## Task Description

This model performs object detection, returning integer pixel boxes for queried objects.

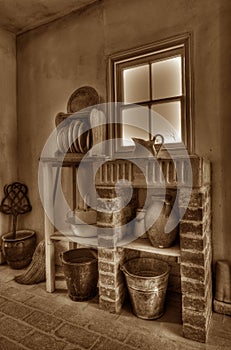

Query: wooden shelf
[39,153,108,166]
[39,154,83,166]
[120,237,180,257]
[51,231,98,247]
[51,232,180,257]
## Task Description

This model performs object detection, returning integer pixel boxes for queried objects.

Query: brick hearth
[95,155,212,343]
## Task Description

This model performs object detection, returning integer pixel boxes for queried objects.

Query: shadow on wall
[220,2,231,261]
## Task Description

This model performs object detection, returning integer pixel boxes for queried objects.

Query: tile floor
[0,264,230,350]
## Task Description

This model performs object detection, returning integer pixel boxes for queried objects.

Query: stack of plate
[56,120,92,154]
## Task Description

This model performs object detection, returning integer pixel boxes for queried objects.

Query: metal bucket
[61,248,98,301]
[121,257,170,319]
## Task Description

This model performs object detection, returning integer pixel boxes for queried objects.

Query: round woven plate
[67,86,99,113]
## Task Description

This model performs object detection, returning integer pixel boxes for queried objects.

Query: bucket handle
[120,264,125,272]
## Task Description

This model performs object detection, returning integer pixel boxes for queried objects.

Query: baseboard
[213,298,231,316]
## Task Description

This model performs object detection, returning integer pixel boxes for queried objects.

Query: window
[108,33,193,154]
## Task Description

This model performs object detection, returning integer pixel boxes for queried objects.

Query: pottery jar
[134,208,147,239]
[144,195,179,248]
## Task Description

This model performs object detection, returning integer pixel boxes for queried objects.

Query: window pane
[123,64,150,103]
[121,106,149,146]
[151,101,181,143]
[152,56,182,99]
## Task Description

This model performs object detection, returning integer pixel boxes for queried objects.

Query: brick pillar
[179,185,212,343]
[96,191,135,313]
[97,247,125,313]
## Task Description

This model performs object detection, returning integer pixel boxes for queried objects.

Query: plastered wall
[16,0,231,263]
[0,28,17,235]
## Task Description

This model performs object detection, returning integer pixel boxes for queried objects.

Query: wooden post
[43,162,56,292]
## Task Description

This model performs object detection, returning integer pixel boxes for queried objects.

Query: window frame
[107,33,194,156]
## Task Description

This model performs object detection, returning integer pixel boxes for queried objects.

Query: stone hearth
[95,155,212,343]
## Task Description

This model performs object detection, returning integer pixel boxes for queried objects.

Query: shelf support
[43,162,56,292]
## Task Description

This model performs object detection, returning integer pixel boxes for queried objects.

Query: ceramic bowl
[66,217,97,238]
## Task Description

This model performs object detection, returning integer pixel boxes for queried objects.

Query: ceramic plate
[85,130,92,151]
[68,121,76,153]
[67,86,100,113]
[78,121,88,153]
[61,125,70,153]
[56,127,64,152]
[72,120,81,153]
[57,127,67,153]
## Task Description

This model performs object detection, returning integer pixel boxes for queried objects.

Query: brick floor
[0,264,230,350]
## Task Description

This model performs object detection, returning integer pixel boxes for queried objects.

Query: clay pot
[2,230,36,269]
[145,195,178,248]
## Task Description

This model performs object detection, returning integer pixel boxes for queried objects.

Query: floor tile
[0,316,34,342]
[55,323,99,349]
[20,330,67,350]
[0,336,27,350]
[24,310,63,333]
[1,300,33,319]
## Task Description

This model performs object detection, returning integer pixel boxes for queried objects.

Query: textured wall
[16,0,231,262]
[0,28,17,235]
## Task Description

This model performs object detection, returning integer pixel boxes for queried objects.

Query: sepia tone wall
[0,28,17,235]
[16,0,231,263]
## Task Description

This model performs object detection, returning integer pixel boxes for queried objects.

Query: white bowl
[66,218,97,238]
[67,209,97,225]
